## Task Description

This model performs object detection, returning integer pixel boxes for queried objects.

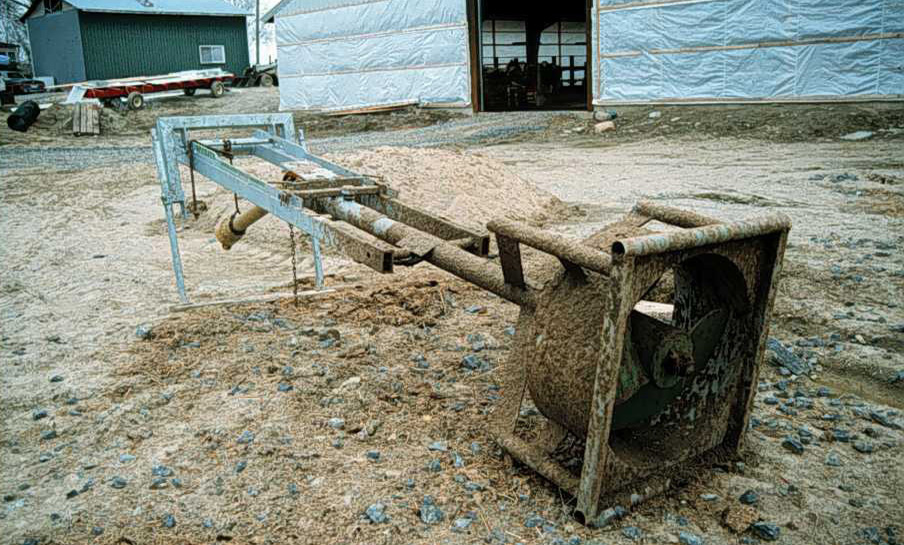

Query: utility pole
[255,0,260,65]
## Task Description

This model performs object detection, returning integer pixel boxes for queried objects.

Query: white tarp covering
[594,0,904,103]
[274,0,471,111]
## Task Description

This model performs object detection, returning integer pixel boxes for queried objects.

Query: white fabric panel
[596,0,902,102]
[275,0,465,45]
[273,0,470,110]
[879,39,904,93]
[279,27,467,76]
[279,65,469,111]
[659,50,724,98]
[601,8,664,52]
[795,41,879,96]
[723,47,796,98]
[599,53,662,100]
[884,0,904,32]
[724,0,795,43]
[654,2,726,50]
[796,0,882,39]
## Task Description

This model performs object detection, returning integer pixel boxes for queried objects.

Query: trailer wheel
[210,80,225,98]
[259,74,274,87]
[127,91,144,110]
[183,88,196,96]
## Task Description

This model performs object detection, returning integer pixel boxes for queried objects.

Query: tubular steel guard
[612,213,792,256]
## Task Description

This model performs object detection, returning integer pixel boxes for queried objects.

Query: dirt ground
[0,87,463,147]
[543,103,904,144]
[1,99,903,545]
[4,86,904,149]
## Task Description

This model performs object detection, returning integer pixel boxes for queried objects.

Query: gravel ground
[0,111,563,174]
[2,106,903,545]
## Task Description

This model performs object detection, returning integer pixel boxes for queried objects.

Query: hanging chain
[288,223,299,307]
[186,140,200,219]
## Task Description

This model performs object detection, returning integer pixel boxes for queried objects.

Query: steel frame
[153,113,373,303]
[486,203,790,524]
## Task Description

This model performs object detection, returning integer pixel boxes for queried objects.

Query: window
[199,45,226,65]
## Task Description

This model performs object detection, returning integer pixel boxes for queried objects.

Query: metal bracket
[153,114,330,303]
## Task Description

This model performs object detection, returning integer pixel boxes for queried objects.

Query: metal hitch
[152,115,790,523]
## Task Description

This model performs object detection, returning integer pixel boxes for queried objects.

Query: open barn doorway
[468,0,591,112]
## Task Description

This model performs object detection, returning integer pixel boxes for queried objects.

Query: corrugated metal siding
[27,10,87,84]
[79,12,249,80]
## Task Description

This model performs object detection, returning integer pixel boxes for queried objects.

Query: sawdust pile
[325,147,567,228]
[194,147,567,255]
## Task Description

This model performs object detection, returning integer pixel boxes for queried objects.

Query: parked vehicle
[65,69,233,110]
[0,70,46,95]
[232,62,278,88]
[0,77,14,106]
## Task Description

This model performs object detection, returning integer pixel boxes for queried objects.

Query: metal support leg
[163,199,189,303]
[575,257,635,524]
[312,236,324,290]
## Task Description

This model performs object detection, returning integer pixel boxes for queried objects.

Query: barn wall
[27,10,86,84]
[79,13,249,81]
[274,0,471,111]
[593,0,904,103]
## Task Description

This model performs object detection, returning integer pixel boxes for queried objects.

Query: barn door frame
[466,0,594,113]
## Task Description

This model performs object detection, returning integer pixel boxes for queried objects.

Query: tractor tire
[210,80,225,98]
[259,74,274,87]
[183,88,197,96]
[127,91,144,110]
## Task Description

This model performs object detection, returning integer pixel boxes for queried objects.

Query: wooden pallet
[72,103,100,136]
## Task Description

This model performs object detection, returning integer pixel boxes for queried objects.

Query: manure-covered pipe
[215,206,269,250]
[313,197,534,307]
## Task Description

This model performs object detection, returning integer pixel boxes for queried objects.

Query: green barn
[21,0,250,84]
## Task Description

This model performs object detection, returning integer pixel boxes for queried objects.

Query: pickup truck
[0,70,46,95]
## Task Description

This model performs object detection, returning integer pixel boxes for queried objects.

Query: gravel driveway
[0,111,563,174]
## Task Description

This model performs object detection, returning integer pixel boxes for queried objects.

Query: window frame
[198,45,226,65]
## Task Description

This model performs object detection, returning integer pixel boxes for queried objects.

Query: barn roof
[21,0,249,22]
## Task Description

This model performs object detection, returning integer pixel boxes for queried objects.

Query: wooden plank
[73,103,101,136]
[89,104,100,135]
[73,103,83,135]
[324,100,418,116]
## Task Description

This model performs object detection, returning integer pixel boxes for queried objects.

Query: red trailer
[62,69,234,110]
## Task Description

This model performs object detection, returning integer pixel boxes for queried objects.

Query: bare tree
[0,0,32,71]
[225,0,276,66]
